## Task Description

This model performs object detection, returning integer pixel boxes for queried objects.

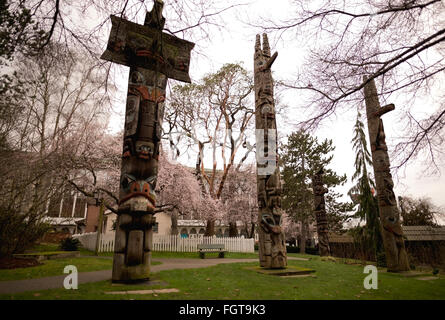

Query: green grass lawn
[0,257,113,281]
[0,257,162,282]
[1,243,164,281]
[1,253,444,300]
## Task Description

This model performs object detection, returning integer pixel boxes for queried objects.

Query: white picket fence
[73,232,97,251]
[152,234,255,253]
[73,232,255,253]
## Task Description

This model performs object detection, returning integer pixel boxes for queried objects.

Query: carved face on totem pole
[254,34,287,268]
[101,0,194,281]
[312,168,328,212]
[254,34,283,234]
[118,68,166,215]
[363,76,410,271]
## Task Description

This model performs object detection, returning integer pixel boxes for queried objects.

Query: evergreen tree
[348,110,384,261]
[280,130,352,252]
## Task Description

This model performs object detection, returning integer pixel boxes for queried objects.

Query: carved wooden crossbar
[101,14,194,83]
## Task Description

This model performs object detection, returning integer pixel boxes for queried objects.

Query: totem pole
[363,76,410,272]
[312,168,331,257]
[254,34,287,269]
[100,0,194,282]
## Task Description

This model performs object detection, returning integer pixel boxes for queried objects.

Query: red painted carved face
[119,174,156,209]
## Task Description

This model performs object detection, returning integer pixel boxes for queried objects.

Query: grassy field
[1,253,444,300]
[0,257,113,281]
[0,243,162,281]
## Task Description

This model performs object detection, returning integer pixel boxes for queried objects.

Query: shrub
[305,247,319,255]
[60,237,81,251]
[0,205,51,258]
[286,246,300,253]
[376,252,387,267]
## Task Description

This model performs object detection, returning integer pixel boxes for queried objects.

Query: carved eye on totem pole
[262,213,275,226]
[261,213,282,234]
[383,208,403,236]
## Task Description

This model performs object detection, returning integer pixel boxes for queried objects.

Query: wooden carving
[254,34,287,269]
[101,13,194,83]
[101,0,194,282]
[363,76,409,272]
[312,168,331,257]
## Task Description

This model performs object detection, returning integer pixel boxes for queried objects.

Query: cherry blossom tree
[220,164,257,238]
[155,149,224,232]
[166,63,255,235]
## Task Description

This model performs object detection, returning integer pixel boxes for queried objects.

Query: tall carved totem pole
[254,34,287,269]
[101,0,194,282]
[312,168,331,257]
[363,76,410,272]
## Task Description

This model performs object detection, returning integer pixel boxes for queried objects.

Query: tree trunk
[254,34,287,269]
[363,76,410,272]
[312,168,331,256]
[249,222,256,239]
[228,222,238,237]
[300,219,307,254]
[205,220,215,236]
[170,208,178,235]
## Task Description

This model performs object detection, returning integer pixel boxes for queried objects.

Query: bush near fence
[40,231,71,244]
[73,233,255,253]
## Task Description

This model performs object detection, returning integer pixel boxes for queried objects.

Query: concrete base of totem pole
[245,266,315,277]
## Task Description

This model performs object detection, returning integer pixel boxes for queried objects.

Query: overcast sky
[106,0,445,221]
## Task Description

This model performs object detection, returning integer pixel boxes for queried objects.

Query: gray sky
[106,0,445,222]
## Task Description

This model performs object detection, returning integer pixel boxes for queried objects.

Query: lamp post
[94,190,105,256]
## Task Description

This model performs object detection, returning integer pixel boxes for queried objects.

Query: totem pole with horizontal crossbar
[254,34,287,269]
[100,0,194,282]
[363,76,409,272]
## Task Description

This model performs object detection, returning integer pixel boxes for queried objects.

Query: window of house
[153,222,159,233]
[180,228,188,238]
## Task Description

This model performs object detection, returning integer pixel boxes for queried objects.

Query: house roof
[329,225,445,242]
[177,219,244,227]
[44,217,85,226]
